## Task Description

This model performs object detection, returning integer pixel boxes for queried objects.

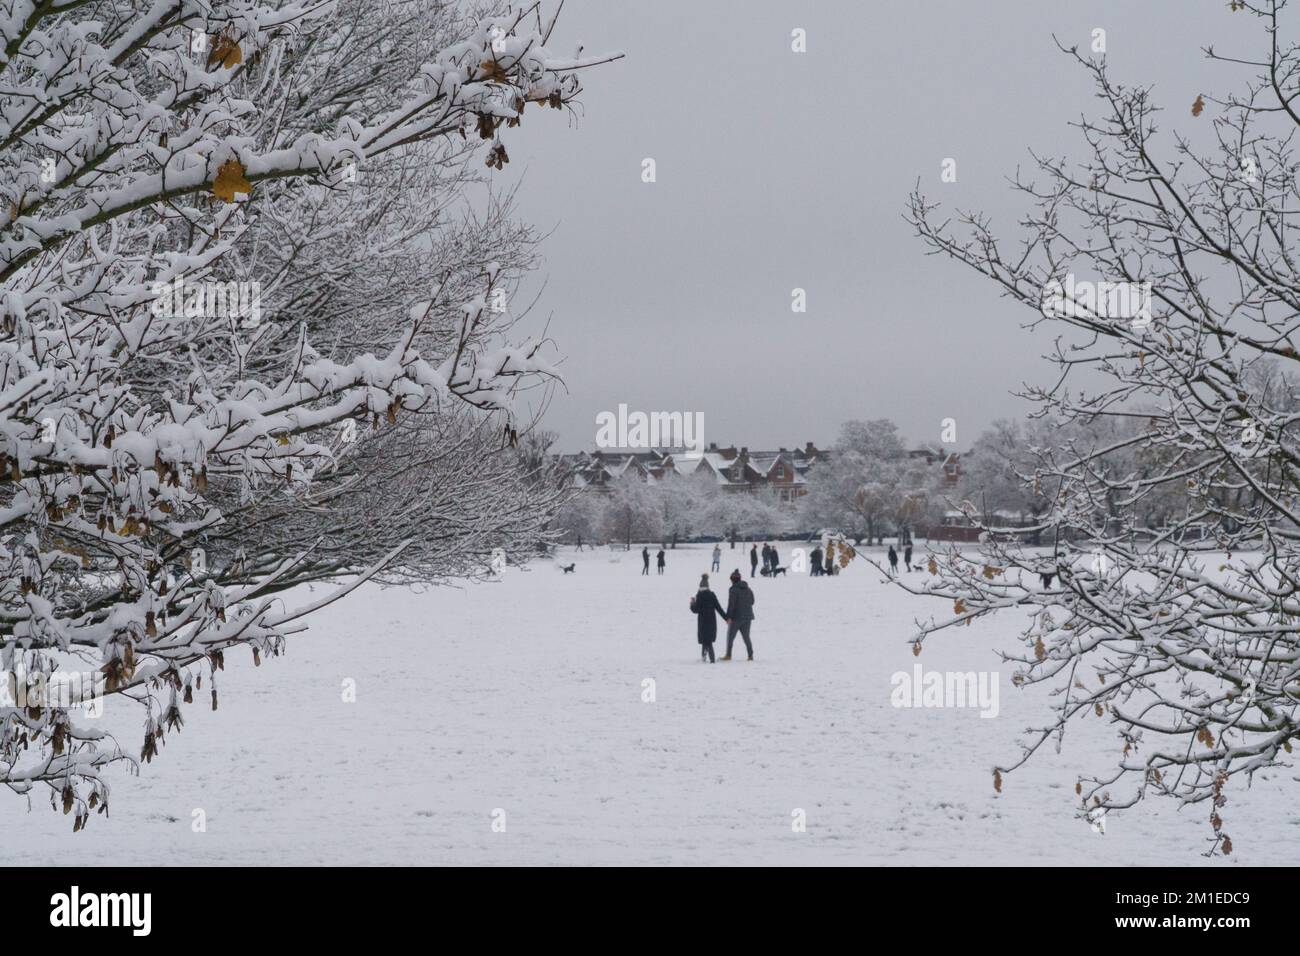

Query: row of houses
[555,442,829,503]
[555,442,963,506]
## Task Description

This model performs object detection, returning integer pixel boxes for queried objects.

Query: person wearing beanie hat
[721,569,756,661]
[689,572,727,662]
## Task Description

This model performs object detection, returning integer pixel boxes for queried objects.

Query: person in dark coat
[904,543,913,572]
[722,569,756,661]
[887,545,899,576]
[690,573,727,662]
[809,545,823,576]
[769,544,780,570]
[656,548,665,575]
[642,547,650,575]
[749,544,759,578]
[824,549,835,576]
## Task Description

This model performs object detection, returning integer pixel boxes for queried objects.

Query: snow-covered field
[4,543,1298,866]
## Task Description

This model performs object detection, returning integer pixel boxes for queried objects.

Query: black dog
[561,563,576,574]
[760,566,787,578]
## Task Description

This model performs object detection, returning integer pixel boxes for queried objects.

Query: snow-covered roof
[670,455,705,476]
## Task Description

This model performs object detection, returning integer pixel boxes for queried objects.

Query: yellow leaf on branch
[479,58,511,83]
[213,159,252,203]
[208,35,243,70]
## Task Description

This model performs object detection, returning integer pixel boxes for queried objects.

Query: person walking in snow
[769,543,780,571]
[690,573,727,663]
[904,542,913,572]
[761,543,772,572]
[887,545,899,576]
[722,569,756,661]
[656,548,666,575]
[642,547,650,575]
[749,544,759,578]
[810,544,823,577]
[711,544,722,572]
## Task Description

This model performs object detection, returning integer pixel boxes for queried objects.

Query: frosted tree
[907,0,1300,852]
[957,421,1037,522]
[705,483,792,544]
[0,0,619,824]
[799,419,933,544]
[554,490,600,546]
[654,474,707,547]
[599,474,663,549]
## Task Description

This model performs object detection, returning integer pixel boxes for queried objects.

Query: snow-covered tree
[644,470,696,546]
[0,0,618,824]
[799,419,936,543]
[598,474,663,549]
[907,1,1300,852]
[705,483,791,544]
[553,489,600,546]
[957,421,1035,520]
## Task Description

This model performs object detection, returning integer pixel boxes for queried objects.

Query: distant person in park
[642,547,650,575]
[690,573,727,663]
[824,549,835,576]
[810,545,823,576]
[903,542,913,572]
[770,543,780,570]
[887,545,899,576]
[761,543,772,572]
[656,548,666,575]
[711,543,722,572]
[750,544,759,578]
[722,570,756,661]
[576,535,584,552]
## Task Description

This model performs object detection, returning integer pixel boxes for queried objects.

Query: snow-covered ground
[4,543,1298,866]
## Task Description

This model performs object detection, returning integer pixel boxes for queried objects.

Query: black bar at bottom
[5,865,1274,942]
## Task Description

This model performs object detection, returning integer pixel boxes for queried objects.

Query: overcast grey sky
[497,0,1260,452]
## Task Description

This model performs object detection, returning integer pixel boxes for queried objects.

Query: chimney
[805,441,815,455]
[708,441,717,451]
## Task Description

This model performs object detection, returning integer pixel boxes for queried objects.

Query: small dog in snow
[560,563,576,574]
